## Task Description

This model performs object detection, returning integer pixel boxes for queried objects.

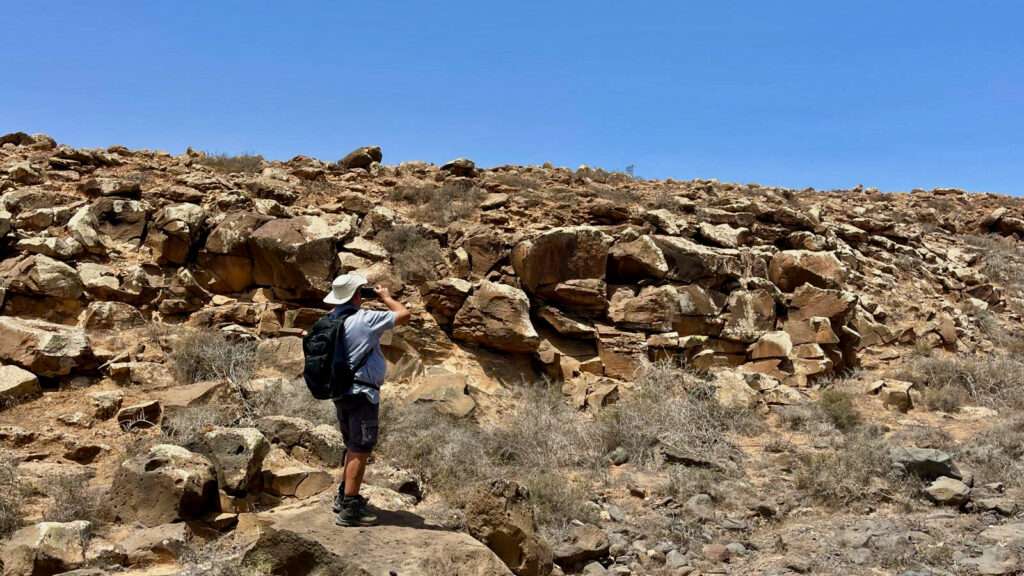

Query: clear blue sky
[2,1,1021,194]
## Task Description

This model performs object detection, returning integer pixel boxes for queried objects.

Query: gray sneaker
[335,495,378,527]
[333,491,367,514]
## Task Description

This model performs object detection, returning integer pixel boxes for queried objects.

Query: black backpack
[302,310,369,400]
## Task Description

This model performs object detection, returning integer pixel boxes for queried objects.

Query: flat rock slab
[241,497,512,575]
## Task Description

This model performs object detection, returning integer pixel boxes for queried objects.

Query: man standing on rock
[321,273,410,527]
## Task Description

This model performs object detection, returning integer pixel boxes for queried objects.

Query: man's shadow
[368,507,452,532]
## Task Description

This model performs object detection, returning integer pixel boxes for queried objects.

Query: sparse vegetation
[0,455,23,539]
[379,385,603,536]
[598,362,760,470]
[794,429,908,506]
[376,225,445,283]
[897,353,1024,409]
[920,384,967,413]
[161,404,236,449]
[958,417,1024,488]
[197,153,265,174]
[390,181,487,226]
[816,389,862,432]
[170,328,258,386]
[42,473,104,525]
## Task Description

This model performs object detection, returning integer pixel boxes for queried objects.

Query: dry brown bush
[597,362,760,470]
[898,354,1024,409]
[958,417,1024,488]
[380,385,601,535]
[816,389,862,432]
[0,455,23,539]
[197,153,265,174]
[966,234,1024,292]
[921,384,968,413]
[251,379,335,426]
[161,404,236,449]
[170,329,257,386]
[390,181,486,226]
[42,473,104,525]
[492,172,541,191]
[376,225,445,284]
[794,429,909,507]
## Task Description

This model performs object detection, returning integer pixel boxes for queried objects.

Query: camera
[358,286,377,299]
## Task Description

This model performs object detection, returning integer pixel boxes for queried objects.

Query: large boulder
[1,521,91,576]
[719,289,777,343]
[146,203,206,265]
[608,285,680,332]
[0,365,42,407]
[240,495,513,575]
[511,227,612,292]
[465,480,554,576]
[423,278,473,327]
[68,198,150,254]
[256,415,346,467]
[890,447,962,481]
[337,145,382,170]
[255,336,305,379]
[249,216,349,298]
[79,301,145,330]
[0,254,83,300]
[596,325,647,380]
[408,369,477,418]
[787,285,857,322]
[552,524,610,571]
[652,236,760,287]
[768,250,846,292]
[452,281,540,352]
[201,427,271,494]
[0,317,95,378]
[607,236,668,281]
[198,212,273,293]
[109,444,218,527]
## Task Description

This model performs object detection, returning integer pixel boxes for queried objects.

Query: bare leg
[343,451,370,497]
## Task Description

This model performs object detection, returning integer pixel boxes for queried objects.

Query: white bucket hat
[323,274,368,305]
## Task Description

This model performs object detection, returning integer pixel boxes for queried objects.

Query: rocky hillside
[0,131,1022,576]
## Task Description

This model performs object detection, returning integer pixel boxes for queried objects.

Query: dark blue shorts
[333,393,379,453]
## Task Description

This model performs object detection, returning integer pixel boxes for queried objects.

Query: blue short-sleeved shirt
[329,304,396,404]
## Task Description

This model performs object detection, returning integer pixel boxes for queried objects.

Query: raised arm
[375,285,411,326]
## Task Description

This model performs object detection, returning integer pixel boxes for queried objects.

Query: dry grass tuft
[42,473,104,525]
[958,417,1024,488]
[197,153,265,174]
[816,389,862,432]
[380,385,601,535]
[794,429,909,507]
[170,329,257,386]
[390,181,487,226]
[598,362,760,470]
[376,225,445,284]
[161,404,236,449]
[0,455,23,539]
[897,354,1024,409]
